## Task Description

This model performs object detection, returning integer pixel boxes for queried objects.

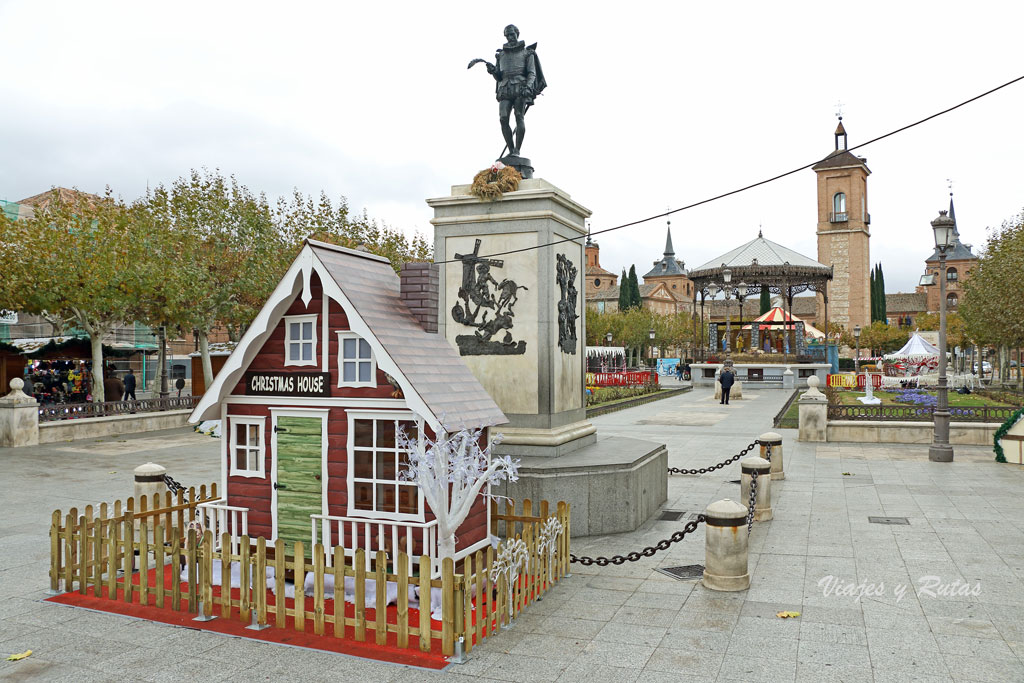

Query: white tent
[883,332,939,377]
[887,332,939,358]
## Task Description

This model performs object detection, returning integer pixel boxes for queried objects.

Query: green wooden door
[275,416,323,552]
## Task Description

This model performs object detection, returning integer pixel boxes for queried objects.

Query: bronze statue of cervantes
[468,24,547,176]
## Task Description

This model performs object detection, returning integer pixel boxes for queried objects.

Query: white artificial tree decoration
[398,426,519,562]
[490,538,530,623]
[536,516,564,584]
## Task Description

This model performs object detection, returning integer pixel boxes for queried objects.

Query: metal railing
[742,374,784,383]
[38,395,200,422]
[196,500,250,554]
[827,404,1016,423]
[311,514,441,577]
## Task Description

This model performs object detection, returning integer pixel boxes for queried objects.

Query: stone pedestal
[429,179,667,534]
[702,499,750,591]
[495,437,667,536]
[798,376,828,442]
[758,431,784,480]
[714,381,743,401]
[0,379,39,448]
[783,367,795,390]
[429,178,595,456]
[741,457,772,521]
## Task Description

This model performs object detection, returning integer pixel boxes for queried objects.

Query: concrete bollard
[758,431,784,480]
[798,375,828,442]
[702,499,750,591]
[740,457,772,521]
[134,462,167,504]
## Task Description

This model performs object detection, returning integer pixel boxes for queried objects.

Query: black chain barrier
[667,441,757,475]
[570,515,705,566]
[746,470,759,534]
[163,474,186,495]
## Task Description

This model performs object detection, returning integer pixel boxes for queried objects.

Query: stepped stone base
[496,436,668,536]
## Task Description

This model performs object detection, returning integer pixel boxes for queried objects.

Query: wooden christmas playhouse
[188,240,507,577]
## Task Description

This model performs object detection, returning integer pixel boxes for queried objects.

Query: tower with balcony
[813,118,872,330]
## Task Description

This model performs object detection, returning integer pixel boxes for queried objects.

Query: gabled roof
[811,149,870,171]
[886,292,927,313]
[17,187,105,213]
[643,224,687,278]
[189,240,507,432]
[585,264,617,278]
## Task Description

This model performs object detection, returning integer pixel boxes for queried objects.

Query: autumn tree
[858,321,909,356]
[135,171,287,389]
[275,190,431,273]
[0,188,143,401]
[960,210,1024,360]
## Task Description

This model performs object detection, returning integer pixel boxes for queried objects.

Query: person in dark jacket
[719,366,735,405]
[103,373,125,403]
[123,369,137,401]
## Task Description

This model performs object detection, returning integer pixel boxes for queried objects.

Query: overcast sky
[2,1,1022,294]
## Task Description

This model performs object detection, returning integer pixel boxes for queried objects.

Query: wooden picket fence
[49,490,570,658]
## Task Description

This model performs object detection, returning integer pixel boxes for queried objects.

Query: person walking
[123,368,137,401]
[719,365,735,405]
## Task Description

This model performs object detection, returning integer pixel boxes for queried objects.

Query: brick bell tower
[813,117,871,330]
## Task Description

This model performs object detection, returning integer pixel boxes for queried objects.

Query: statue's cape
[527,42,547,97]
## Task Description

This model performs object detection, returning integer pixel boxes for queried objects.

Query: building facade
[918,196,977,313]
[642,223,694,301]
[584,236,618,297]
[813,119,871,330]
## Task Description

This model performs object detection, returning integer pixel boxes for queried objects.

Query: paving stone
[718,653,797,682]
[4,392,1022,682]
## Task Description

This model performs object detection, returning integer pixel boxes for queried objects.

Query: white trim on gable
[188,244,443,435]
[310,251,441,434]
[189,248,312,424]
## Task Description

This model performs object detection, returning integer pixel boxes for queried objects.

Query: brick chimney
[399,262,439,333]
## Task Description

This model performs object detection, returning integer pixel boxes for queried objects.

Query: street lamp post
[853,325,861,375]
[648,328,656,383]
[736,282,748,351]
[159,325,170,399]
[929,210,956,462]
[722,267,733,353]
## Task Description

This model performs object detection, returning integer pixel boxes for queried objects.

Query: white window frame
[345,409,425,522]
[284,314,318,367]
[833,192,846,214]
[337,331,377,387]
[228,416,266,478]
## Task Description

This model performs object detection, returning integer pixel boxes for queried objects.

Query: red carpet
[46,563,455,670]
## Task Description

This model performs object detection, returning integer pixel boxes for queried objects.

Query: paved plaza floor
[2,386,1023,681]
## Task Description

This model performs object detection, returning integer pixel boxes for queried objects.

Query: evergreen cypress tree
[870,266,878,322]
[618,269,629,311]
[759,286,771,315]
[877,263,887,323]
[627,265,641,309]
